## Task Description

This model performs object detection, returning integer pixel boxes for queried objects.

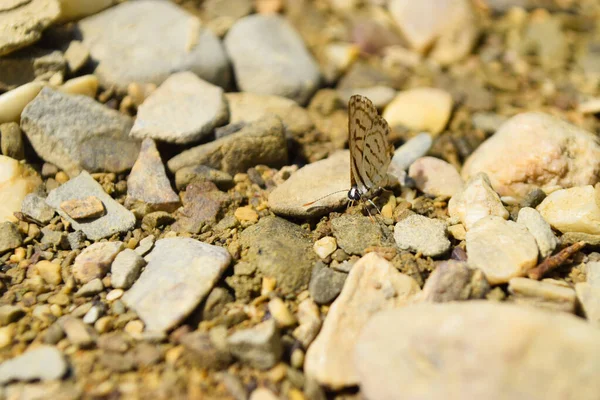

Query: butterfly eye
[348,187,361,201]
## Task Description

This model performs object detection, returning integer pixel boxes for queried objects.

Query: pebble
[389,133,432,177]
[448,173,508,230]
[82,305,103,324]
[224,14,321,104]
[508,277,576,313]
[35,260,62,286]
[420,261,489,302]
[466,216,539,285]
[234,206,258,223]
[462,112,600,199]
[171,181,228,234]
[0,345,67,384]
[0,325,13,348]
[167,115,287,175]
[134,235,155,256]
[227,319,283,370]
[292,298,321,348]
[111,249,146,289]
[0,305,24,326]
[382,88,452,136]
[57,0,112,22]
[67,230,86,250]
[130,72,228,144]
[179,329,232,370]
[46,171,136,240]
[331,214,393,255]
[408,156,463,198]
[355,302,600,400]
[60,316,97,347]
[202,287,233,320]
[0,122,24,159]
[537,186,600,235]
[21,193,54,223]
[517,207,558,258]
[308,262,347,305]
[75,278,104,297]
[313,236,337,259]
[63,40,90,72]
[304,253,420,389]
[250,388,279,400]
[0,81,45,124]
[269,150,349,218]
[78,0,231,91]
[394,214,450,257]
[174,164,234,191]
[21,87,139,176]
[122,237,231,332]
[59,75,99,98]
[472,112,508,133]
[106,289,123,301]
[268,298,297,328]
[0,155,42,222]
[72,241,124,284]
[0,221,22,253]
[60,196,105,219]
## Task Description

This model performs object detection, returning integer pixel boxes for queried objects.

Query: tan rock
[234,206,258,223]
[59,75,98,98]
[537,186,600,235]
[60,196,105,219]
[57,0,113,22]
[73,241,123,283]
[35,260,62,286]
[408,156,463,198]
[508,277,576,313]
[0,155,42,222]
[0,82,45,124]
[313,236,337,259]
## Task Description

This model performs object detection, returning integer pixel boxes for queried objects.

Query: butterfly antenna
[303,189,348,207]
[366,199,392,240]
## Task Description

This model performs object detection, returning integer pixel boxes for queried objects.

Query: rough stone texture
[408,156,463,198]
[227,319,283,370]
[172,181,229,234]
[122,238,231,332]
[78,0,231,91]
[130,72,229,144]
[420,260,490,302]
[517,207,558,258]
[355,302,600,400]
[462,112,600,199]
[0,222,21,253]
[292,298,321,349]
[537,186,600,235]
[167,115,287,174]
[0,122,24,159]
[331,214,393,255]
[60,196,105,220]
[126,138,180,214]
[46,171,136,240]
[0,345,67,384]
[239,216,316,296]
[448,173,508,231]
[394,214,450,257]
[174,164,234,191]
[21,87,139,177]
[224,14,321,104]
[304,253,420,389]
[180,329,232,370]
[72,241,123,283]
[0,155,42,222]
[466,216,539,285]
[309,262,347,305]
[508,277,576,313]
[21,193,54,223]
[111,249,146,290]
[269,151,349,218]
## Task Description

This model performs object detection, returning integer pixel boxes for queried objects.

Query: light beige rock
[304,252,420,389]
[57,0,113,22]
[517,207,558,258]
[313,236,337,259]
[508,277,576,313]
[292,298,321,348]
[268,297,296,328]
[73,241,123,283]
[536,186,600,235]
[466,216,538,285]
[0,82,45,124]
[59,75,98,98]
[462,112,600,199]
[448,173,508,231]
[382,88,452,136]
[0,155,42,222]
[355,302,600,400]
[408,156,463,198]
[35,260,62,286]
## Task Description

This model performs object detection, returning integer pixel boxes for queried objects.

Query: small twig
[527,241,585,280]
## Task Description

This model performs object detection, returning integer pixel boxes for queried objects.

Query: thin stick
[527,241,585,280]
[303,189,348,207]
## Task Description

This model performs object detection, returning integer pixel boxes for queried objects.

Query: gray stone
[239,216,317,295]
[167,115,287,174]
[180,329,232,370]
[394,214,450,257]
[0,345,67,384]
[122,237,231,332]
[175,164,234,191]
[75,278,104,297]
[46,171,136,241]
[202,287,234,321]
[420,261,490,302]
[308,263,347,305]
[517,207,558,258]
[134,235,155,256]
[67,231,86,250]
[331,214,393,255]
[21,87,139,177]
[111,248,146,290]
[227,319,283,370]
[21,193,54,224]
[388,133,433,181]
[0,221,21,253]
[224,14,321,104]
[40,226,67,249]
[78,0,231,91]
[0,122,24,159]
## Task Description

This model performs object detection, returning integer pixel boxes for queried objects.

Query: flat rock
[304,253,420,389]
[46,171,136,240]
[466,216,538,285]
[227,319,283,370]
[0,221,22,253]
[21,87,139,177]
[537,186,600,235]
[168,115,287,174]
[388,133,432,178]
[239,216,316,295]
[331,214,393,255]
[171,181,229,234]
[78,0,231,91]
[72,241,123,283]
[130,72,229,144]
[408,156,463,198]
[308,262,347,305]
[462,112,600,199]
[269,151,349,218]
[0,81,45,124]
[420,260,489,302]
[21,193,54,224]
[60,196,104,219]
[122,237,231,332]
[508,277,576,313]
[0,155,42,222]
[1,122,24,159]
[0,345,67,384]
[110,249,146,290]
[394,214,450,257]
[517,207,558,258]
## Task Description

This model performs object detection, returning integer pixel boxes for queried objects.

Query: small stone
[517,207,558,258]
[106,289,123,301]
[0,81,45,124]
[142,211,176,231]
[268,297,297,328]
[43,322,65,344]
[21,193,55,223]
[134,235,155,256]
[408,157,463,198]
[0,345,67,384]
[0,325,13,348]
[59,75,99,98]
[388,133,433,178]
[60,196,105,219]
[111,249,145,290]
[331,214,392,255]
[83,305,103,324]
[0,155,42,222]
[234,206,258,223]
[509,277,576,313]
[40,226,68,249]
[0,221,21,253]
[313,236,337,259]
[466,216,539,285]
[250,388,279,400]
[72,241,123,283]
[449,173,508,230]
[0,305,24,326]
[382,88,452,135]
[537,186,600,235]
[35,260,62,286]
[472,112,508,133]
[202,287,233,321]
[67,230,86,250]
[292,298,321,348]
[448,224,466,241]
[308,263,347,305]
[420,261,489,302]
[180,329,232,370]
[174,165,234,191]
[124,320,144,336]
[64,40,89,72]
[227,319,283,370]
[48,293,69,306]
[75,278,104,297]
[171,181,227,234]
[0,122,24,159]
[394,214,450,257]
[61,316,97,347]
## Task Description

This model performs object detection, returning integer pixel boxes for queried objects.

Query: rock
[40,226,67,248]
[394,214,450,257]
[576,282,600,326]
[0,221,21,253]
[537,186,600,235]
[21,193,54,223]
[305,253,420,389]
[60,196,105,219]
[269,151,349,218]
[250,388,279,400]
[0,122,24,159]
[382,88,452,135]
[126,138,180,214]
[224,14,320,104]
[388,133,432,177]
[60,316,97,347]
[466,216,538,285]
[78,0,231,91]
[180,329,232,370]
[111,249,145,290]
[227,319,283,370]
[142,211,176,231]
[508,277,576,313]
[64,40,90,73]
[472,112,508,133]
[59,75,98,98]
[75,278,104,297]
[46,171,136,240]
[520,188,547,209]
[0,155,42,222]
[72,241,123,283]
[517,207,558,258]
[448,173,508,231]
[268,297,297,328]
[292,298,321,348]
[35,260,62,286]
[239,216,316,295]
[21,87,139,176]
[171,181,229,234]
[174,165,234,191]
[122,237,231,332]
[131,72,228,144]
[388,0,479,65]
[462,112,600,199]
[134,235,154,256]
[57,0,112,22]
[167,115,287,174]
[202,287,233,321]
[234,206,258,223]
[0,82,45,124]
[0,0,60,56]
[355,302,600,400]
[331,214,393,255]
[313,236,337,259]
[0,305,24,326]
[420,260,489,302]
[0,345,67,384]
[337,86,397,109]
[308,262,347,305]
[408,156,463,198]
[67,230,86,250]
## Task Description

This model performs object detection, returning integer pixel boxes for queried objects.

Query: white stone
[517,207,558,258]
[59,75,98,98]
[313,236,337,259]
[0,82,45,124]
[408,156,463,198]
[536,186,600,234]
[394,214,450,257]
[111,249,145,289]
[0,155,42,222]
[0,345,67,384]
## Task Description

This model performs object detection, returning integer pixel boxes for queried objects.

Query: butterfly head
[348,185,361,201]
